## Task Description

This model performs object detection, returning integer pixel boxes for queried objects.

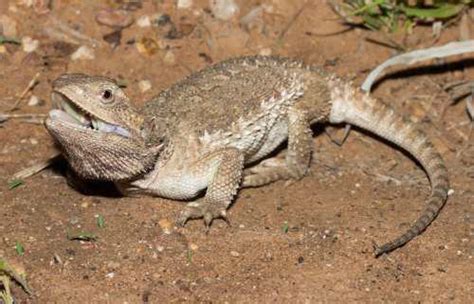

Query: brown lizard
[45,56,449,256]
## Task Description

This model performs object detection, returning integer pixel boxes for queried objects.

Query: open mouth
[49,92,130,138]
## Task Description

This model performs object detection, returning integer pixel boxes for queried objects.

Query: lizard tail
[327,78,449,257]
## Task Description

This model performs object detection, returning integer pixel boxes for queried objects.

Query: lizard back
[142,56,307,142]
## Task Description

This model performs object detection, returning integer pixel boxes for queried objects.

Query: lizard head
[45,74,161,181]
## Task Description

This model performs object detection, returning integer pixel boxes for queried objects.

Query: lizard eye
[101,89,114,103]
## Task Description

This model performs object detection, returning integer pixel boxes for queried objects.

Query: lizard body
[45,56,449,256]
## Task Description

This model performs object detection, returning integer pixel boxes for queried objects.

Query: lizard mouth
[49,92,130,137]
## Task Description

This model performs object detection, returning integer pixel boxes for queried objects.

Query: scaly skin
[45,56,449,256]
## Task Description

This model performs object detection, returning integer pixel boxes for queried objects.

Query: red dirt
[0,0,472,303]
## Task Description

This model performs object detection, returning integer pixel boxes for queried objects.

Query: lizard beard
[46,118,160,181]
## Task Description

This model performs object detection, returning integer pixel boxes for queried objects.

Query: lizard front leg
[177,148,244,228]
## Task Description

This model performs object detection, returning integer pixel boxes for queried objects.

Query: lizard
[44,56,449,256]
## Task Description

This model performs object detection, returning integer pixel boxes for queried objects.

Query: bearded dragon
[45,56,449,256]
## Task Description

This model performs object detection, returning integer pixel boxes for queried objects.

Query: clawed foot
[176,200,230,230]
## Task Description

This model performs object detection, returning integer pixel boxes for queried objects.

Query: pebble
[259,48,272,56]
[158,218,172,234]
[105,272,115,279]
[27,95,42,106]
[136,37,159,56]
[177,0,193,9]
[189,243,199,251]
[29,138,38,145]
[137,15,151,28]
[138,80,152,93]
[230,250,240,257]
[22,36,39,53]
[162,50,176,65]
[0,45,6,54]
[210,0,239,21]
[71,45,95,60]
[96,9,134,29]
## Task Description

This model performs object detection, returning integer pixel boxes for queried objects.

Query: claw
[176,201,231,231]
[222,215,231,227]
[204,212,214,228]
[176,215,188,227]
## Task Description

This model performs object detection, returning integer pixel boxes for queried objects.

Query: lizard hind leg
[177,148,244,228]
[242,157,292,187]
[242,106,314,187]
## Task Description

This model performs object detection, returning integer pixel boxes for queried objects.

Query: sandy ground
[0,0,473,303]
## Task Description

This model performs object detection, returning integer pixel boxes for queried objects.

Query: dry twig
[8,73,41,112]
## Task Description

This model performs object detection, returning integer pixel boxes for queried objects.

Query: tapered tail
[328,78,449,257]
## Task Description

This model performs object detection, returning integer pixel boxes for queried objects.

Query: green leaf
[400,4,464,20]
[96,215,105,228]
[15,242,25,256]
[0,35,21,45]
[282,221,289,234]
[8,179,23,190]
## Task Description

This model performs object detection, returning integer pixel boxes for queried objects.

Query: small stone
[29,138,38,145]
[0,45,6,54]
[71,45,95,60]
[210,0,239,21]
[189,243,198,251]
[138,80,152,93]
[22,36,39,53]
[27,95,42,106]
[103,30,122,48]
[258,48,271,56]
[136,37,159,56]
[137,15,151,28]
[96,9,134,29]
[158,218,173,234]
[177,0,193,9]
[230,250,240,257]
[162,50,176,65]
[105,272,115,279]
